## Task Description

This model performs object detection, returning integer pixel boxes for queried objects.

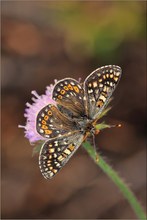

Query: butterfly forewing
[84,65,122,119]
[39,132,84,179]
[36,104,78,139]
[52,78,86,119]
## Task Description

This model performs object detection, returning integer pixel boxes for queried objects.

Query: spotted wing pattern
[52,78,86,119]
[39,132,84,179]
[36,104,78,139]
[37,65,122,180]
[84,65,122,119]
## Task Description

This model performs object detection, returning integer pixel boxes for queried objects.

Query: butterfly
[36,65,122,179]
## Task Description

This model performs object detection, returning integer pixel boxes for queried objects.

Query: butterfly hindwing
[52,78,86,119]
[84,65,122,119]
[36,104,78,139]
[39,132,84,179]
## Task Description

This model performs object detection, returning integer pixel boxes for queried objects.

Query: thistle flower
[19,80,57,144]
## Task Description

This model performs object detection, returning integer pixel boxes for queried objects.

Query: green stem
[83,141,146,220]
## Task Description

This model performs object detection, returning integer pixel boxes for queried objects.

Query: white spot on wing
[99,95,106,102]
[88,89,93,94]
[50,172,54,177]
[54,141,58,145]
[115,72,120,76]
[93,82,97,88]
[45,135,49,138]
[40,129,44,133]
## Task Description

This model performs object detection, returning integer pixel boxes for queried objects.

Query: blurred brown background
[1,1,146,219]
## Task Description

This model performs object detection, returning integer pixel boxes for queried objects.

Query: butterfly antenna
[92,134,99,162]
[109,123,122,128]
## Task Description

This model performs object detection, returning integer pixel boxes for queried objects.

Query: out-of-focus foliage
[47,2,145,60]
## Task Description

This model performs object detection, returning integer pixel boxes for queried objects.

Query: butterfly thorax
[76,117,95,135]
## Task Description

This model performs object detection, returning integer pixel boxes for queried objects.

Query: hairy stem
[83,141,146,219]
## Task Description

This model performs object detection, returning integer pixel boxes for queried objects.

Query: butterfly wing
[36,104,78,139]
[52,78,87,119]
[39,132,84,179]
[84,65,122,119]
